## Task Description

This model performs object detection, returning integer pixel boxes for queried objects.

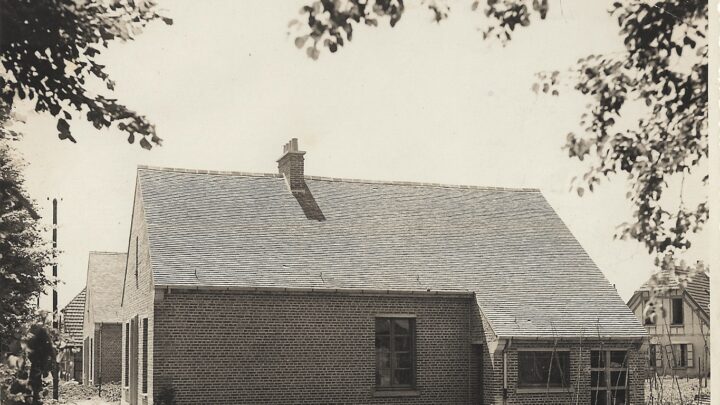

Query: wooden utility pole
[52,198,59,400]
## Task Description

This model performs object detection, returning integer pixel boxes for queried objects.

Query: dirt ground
[645,376,710,404]
[43,381,120,405]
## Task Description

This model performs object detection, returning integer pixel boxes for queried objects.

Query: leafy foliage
[1,311,59,405]
[534,0,708,276]
[294,0,709,281]
[0,141,54,348]
[289,0,548,59]
[0,0,172,148]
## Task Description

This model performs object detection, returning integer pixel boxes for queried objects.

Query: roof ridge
[304,175,540,192]
[137,165,540,192]
[137,165,281,178]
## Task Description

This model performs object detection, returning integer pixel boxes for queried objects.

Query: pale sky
[12,0,708,308]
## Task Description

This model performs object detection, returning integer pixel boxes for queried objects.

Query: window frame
[516,348,572,389]
[374,315,417,391]
[670,297,684,325]
[648,344,657,369]
[670,343,692,369]
[590,350,629,405]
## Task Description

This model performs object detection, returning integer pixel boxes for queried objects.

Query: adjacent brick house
[83,251,126,385]
[59,288,85,381]
[627,271,710,378]
[120,139,648,405]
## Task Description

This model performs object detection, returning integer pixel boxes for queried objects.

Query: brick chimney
[277,138,306,192]
[276,138,325,221]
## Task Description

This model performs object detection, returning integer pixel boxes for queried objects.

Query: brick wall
[148,287,645,405]
[120,182,156,405]
[278,150,305,191]
[481,339,646,405]
[99,323,123,383]
[154,290,478,405]
[93,329,100,383]
[83,337,90,385]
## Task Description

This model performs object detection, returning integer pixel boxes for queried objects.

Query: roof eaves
[503,335,648,342]
[472,297,500,341]
[156,284,474,297]
[682,290,710,325]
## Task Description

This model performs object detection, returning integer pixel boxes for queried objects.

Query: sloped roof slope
[60,288,86,346]
[636,271,710,316]
[137,166,647,339]
[86,251,126,322]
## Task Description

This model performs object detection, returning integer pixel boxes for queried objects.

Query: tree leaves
[530,1,707,280]
[56,118,75,143]
[542,0,709,284]
[295,35,309,49]
[0,0,172,149]
[0,141,55,345]
[291,0,709,285]
[290,0,550,58]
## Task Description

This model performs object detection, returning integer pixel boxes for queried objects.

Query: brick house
[120,139,648,405]
[627,271,710,378]
[58,288,85,381]
[83,251,126,385]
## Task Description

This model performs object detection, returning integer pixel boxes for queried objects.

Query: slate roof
[86,251,126,323]
[636,271,710,316]
[60,288,86,346]
[137,166,647,340]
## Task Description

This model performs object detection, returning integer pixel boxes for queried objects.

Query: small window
[648,345,657,369]
[142,318,148,394]
[375,318,415,389]
[591,350,628,405]
[670,344,693,369]
[518,351,570,388]
[671,298,683,325]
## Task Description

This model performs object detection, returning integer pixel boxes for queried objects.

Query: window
[517,350,570,388]
[375,317,415,389]
[669,344,693,369]
[124,322,130,387]
[590,350,628,405]
[648,344,661,369]
[671,298,684,325]
[142,318,148,393]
